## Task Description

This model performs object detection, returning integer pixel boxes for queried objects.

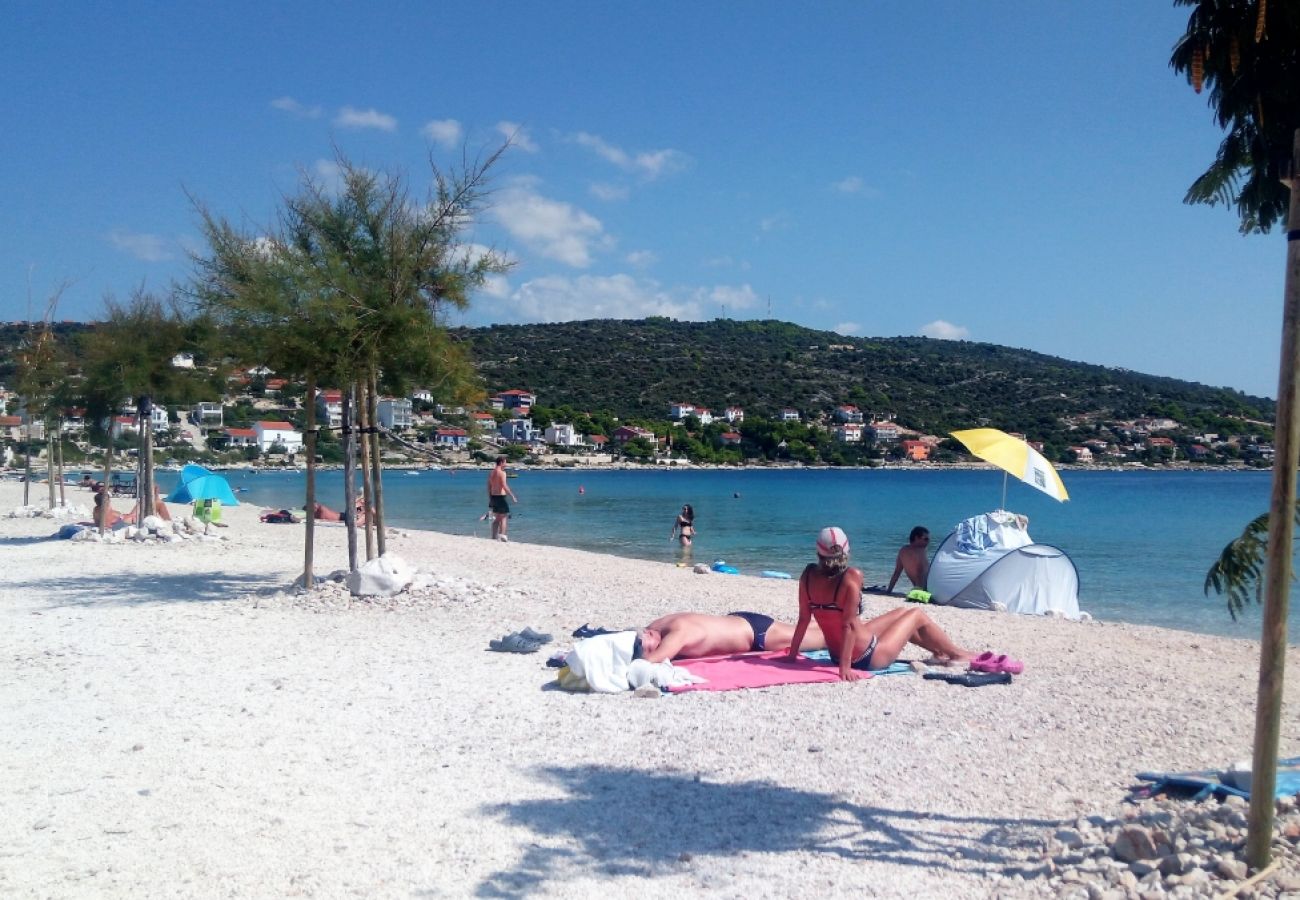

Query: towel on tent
[1134,756,1300,801]
[668,651,861,693]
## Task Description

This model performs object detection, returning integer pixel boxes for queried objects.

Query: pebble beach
[4,480,1300,898]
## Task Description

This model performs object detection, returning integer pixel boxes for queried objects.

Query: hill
[458,318,1275,445]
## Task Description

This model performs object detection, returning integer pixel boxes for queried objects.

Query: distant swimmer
[670,504,695,547]
[579,485,585,494]
[733,491,741,498]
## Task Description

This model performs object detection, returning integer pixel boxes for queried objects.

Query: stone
[1215,856,1248,880]
[1158,852,1196,876]
[1056,828,1086,849]
[1114,826,1160,863]
[1129,859,1161,877]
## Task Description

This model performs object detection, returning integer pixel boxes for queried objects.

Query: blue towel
[799,650,912,675]
[1134,756,1300,801]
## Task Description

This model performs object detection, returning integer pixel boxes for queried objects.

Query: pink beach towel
[668,650,869,693]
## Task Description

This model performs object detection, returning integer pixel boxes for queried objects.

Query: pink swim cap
[816,526,850,557]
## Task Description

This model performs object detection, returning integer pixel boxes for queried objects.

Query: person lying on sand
[787,526,977,682]
[636,611,827,663]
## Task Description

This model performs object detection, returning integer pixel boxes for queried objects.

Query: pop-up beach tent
[928,510,1081,618]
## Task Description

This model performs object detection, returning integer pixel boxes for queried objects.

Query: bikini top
[803,567,860,613]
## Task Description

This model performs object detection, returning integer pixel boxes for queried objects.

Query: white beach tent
[928,510,1082,618]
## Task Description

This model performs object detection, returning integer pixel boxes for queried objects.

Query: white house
[149,405,170,434]
[495,389,536,411]
[867,421,901,443]
[192,402,223,429]
[835,405,864,423]
[720,431,743,446]
[411,389,433,403]
[435,403,465,416]
[316,390,343,430]
[780,408,801,422]
[544,423,581,447]
[224,427,257,448]
[834,423,864,443]
[377,397,413,431]
[499,419,536,444]
[108,415,136,441]
[434,427,469,449]
[695,407,714,425]
[669,402,696,420]
[254,421,303,454]
[724,406,744,424]
[171,352,195,369]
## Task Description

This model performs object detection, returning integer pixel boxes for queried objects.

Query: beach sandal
[923,671,1013,687]
[518,627,553,644]
[971,653,1025,675]
[488,633,543,653]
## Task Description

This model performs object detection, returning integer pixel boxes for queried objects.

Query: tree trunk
[302,374,317,590]
[22,421,31,507]
[358,379,376,561]
[56,426,65,508]
[1246,128,1300,870]
[368,368,387,557]
[342,386,358,573]
[46,420,56,509]
[141,409,155,519]
[100,435,114,537]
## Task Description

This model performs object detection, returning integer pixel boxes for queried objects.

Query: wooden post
[342,386,358,573]
[357,379,375,561]
[1247,128,1300,870]
[302,374,317,590]
[368,368,386,558]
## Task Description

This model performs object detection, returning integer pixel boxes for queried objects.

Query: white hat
[816,526,850,557]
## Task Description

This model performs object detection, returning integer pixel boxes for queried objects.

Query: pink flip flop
[971,653,1024,675]
[969,651,998,672]
[996,656,1025,675]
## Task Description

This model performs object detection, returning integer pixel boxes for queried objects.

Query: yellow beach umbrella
[950,428,1069,506]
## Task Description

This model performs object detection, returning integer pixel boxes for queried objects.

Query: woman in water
[670,504,696,547]
[786,526,975,681]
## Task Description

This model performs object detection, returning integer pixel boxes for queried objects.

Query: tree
[1172,0,1300,868]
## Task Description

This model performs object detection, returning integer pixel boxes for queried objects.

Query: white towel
[566,631,638,693]
[627,659,706,690]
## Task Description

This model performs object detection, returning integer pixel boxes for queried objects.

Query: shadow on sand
[467,765,1062,897]
[13,570,284,608]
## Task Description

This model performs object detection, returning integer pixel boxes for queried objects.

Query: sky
[0,2,1287,399]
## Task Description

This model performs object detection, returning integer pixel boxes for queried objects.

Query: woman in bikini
[785,526,975,682]
[670,504,696,547]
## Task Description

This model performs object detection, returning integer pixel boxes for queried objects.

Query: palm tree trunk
[367,368,386,557]
[1247,128,1300,870]
[141,408,155,519]
[303,374,317,590]
[357,379,376,561]
[341,386,358,573]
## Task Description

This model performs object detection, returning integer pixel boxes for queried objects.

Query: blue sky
[1,2,1285,398]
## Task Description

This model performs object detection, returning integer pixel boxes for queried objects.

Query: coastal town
[0,351,1278,473]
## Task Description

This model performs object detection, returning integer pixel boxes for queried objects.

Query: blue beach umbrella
[166,464,240,506]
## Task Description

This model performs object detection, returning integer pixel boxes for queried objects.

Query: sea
[160,466,1287,643]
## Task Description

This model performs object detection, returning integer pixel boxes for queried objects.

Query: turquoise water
[173,467,1284,642]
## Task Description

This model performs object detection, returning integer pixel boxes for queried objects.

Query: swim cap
[816,526,850,557]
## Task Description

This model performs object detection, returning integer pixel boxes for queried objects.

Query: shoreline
[3,479,1298,896]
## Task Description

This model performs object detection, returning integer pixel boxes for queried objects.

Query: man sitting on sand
[885,526,931,594]
[636,611,826,663]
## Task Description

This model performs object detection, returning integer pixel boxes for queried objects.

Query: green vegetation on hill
[457,317,1275,453]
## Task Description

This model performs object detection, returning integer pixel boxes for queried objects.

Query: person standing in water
[670,504,696,548]
[487,455,518,542]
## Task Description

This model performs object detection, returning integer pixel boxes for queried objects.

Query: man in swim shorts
[487,455,519,542]
[636,612,826,663]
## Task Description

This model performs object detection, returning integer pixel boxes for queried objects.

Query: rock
[1158,852,1196,876]
[1056,828,1086,849]
[1274,872,1300,892]
[346,554,414,597]
[1129,859,1161,877]
[1214,856,1247,880]
[692,563,710,574]
[1114,826,1159,862]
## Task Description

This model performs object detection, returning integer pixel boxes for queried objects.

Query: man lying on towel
[637,612,826,663]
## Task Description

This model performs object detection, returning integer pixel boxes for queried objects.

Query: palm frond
[1205,503,1300,620]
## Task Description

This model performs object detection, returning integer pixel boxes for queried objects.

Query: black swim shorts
[489,495,510,515]
[728,611,775,652]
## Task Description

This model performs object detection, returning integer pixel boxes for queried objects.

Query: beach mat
[1134,756,1300,802]
[668,651,845,693]
[667,651,912,693]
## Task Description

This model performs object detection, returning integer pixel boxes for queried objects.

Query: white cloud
[334,106,397,131]
[625,250,658,268]
[485,274,758,323]
[480,274,511,299]
[490,182,609,268]
[834,322,862,335]
[919,319,970,340]
[701,255,752,272]
[421,118,463,148]
[312,159,346,194]
[106,229,172,262]
[496,121,537,152]
[589,182,629,202]
[571,131,689,180]
[833,175,877,196]
[270,96,322,118]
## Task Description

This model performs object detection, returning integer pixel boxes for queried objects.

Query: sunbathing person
[637,611,826,664]
[786,526,977,682]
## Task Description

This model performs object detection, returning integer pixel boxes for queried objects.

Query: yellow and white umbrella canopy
[950,428,1070,504]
